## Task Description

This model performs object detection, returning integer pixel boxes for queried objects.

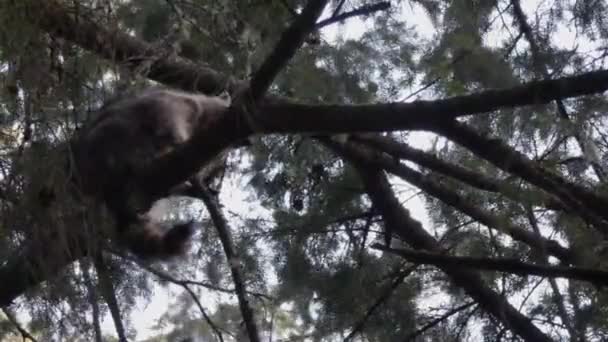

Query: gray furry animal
[72,88,231,259]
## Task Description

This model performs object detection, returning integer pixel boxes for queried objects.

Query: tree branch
[316,2,391,29]
[249,0,329,100]
[128,255,272,301]
[511,0,606,182]
[343,265,417,342]
[1,307,38,342]
[321,138,553,342]
[524,206,576,339]
[19,0,227,93]
[15,0,608,205]
[354,135,568,212]
[121,255,228,341]
[402,302,476,341]
[341,138,576,263]
[19,0,608,135]
[195,184,261,342]
[372,244,608,287]
[431,120,608,234]
[94,255,127,342]
[80,260,103,342]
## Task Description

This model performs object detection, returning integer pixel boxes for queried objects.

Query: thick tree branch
[322,139,554,342]
[249,0,328,100]
[341,138,575,263]
[431,120,608,234]
[372,244,608,287]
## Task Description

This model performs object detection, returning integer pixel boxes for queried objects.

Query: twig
[524,207,576,339]
[120,253,228,341]
[402,302,476,341]
[182,284,226,342]
[343,265,417,341]
[133,257,272,301]
[372,244,608,287]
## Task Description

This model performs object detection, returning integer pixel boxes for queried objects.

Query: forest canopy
[1,0,608,341]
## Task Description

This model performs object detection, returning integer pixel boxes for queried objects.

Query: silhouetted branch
[182,284,226,342]
[524,206,576,338]
[511,0,606,182]
[431,120,608,234]
[343,138,575,263]
[316,2,391,28]
[344,265,417,341]
[322,138,553,342]
[196,184,261,342]
[372,244,608,287]
[115,252,228,340]
[81,260,103,342]
[354,135,568,211]
[402,302,476,341]
[250,0,329,100]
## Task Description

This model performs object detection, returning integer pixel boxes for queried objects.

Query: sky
[85,0,590,340]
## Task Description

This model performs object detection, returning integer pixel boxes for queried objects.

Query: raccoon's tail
[119,218,194,260]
